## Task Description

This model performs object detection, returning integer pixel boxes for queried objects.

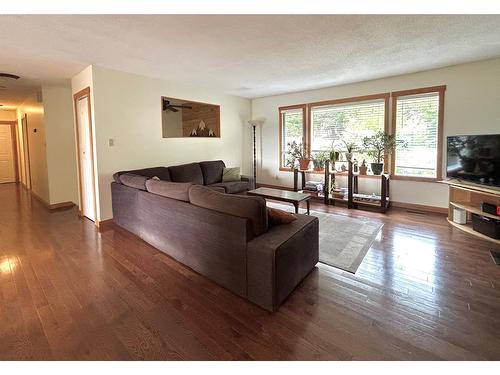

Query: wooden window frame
[390,85,446,182]
[307,93,390,171]
[278,104,307,171]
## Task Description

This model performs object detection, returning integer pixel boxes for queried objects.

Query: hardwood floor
[1,183,500,360]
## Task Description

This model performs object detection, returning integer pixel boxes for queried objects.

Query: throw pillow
[222,167,241,182]
[145,179,192,202]
[119,173,148,190]
[267,207,297,227]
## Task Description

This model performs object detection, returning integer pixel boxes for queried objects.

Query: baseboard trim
[390,201,448,215]
[256,183,447,215]
[30,191,75,211]
[49,201,75,210]
[30,190,50,208]
[97,218,114,230]
[256,183,294,191]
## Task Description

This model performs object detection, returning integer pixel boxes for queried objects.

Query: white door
[0,124,16,184]
[77,96,96,221]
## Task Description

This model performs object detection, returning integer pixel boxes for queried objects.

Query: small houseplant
[342,140,357,161]
[329,149,339,169]
[285,141,311,170]
[362,131,406,175]
[312,151,329,171]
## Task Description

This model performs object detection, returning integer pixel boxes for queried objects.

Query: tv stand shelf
[442,180,500,244]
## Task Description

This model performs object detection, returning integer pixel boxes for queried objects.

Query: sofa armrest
[246,215,319,311]
[241,175,255,190]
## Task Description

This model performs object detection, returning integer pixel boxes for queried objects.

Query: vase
[359,165,368,175]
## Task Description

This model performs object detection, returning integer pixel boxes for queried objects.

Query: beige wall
[17,93,50,203]
[42,85,79,205]
[251,58,500,208]
[87,65,251,221]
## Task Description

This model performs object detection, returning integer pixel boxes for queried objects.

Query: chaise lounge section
[111,163,319,312]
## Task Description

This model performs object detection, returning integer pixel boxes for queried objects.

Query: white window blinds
[280,108,304,167]
[394,93,440,178]
[310,99,385,161]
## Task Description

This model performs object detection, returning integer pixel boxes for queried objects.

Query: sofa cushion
[119,173,148,190]
[205,185,226,193]
[208,181,250,194]
[200,160,225,185]
[168,162,204,184]
[222,167,241,182]
[113,167,171,183]
[145,179,192,202]
[189,185,268,237]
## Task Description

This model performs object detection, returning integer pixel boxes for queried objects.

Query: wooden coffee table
[247,187,311,214]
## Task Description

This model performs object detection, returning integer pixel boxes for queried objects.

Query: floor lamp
[248,119,264,186]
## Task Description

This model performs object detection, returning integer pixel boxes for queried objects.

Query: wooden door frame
[73,87,98,225]
[21,114,32,188]
[0,120,19,183]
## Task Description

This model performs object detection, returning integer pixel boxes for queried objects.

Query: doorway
[0,121,18,184]
[74,87,97,223]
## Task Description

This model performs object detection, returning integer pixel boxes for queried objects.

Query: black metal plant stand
[251,124,256,183]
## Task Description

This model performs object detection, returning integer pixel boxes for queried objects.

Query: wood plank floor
[1,183,500,360]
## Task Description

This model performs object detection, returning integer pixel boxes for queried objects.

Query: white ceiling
[0,15,500,102]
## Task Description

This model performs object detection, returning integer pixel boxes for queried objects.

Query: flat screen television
[447,134,500,187]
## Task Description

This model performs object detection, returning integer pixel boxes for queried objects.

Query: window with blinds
[310,99,386,161]
[393,92,440,178]
[280,107,305,168]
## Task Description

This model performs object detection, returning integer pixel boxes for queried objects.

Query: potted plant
[359,159,368,175]
[328,149,339,169]
[285,141,311,170]
[312,151,329,171]
[342,140,357,161]
[362,131,406,175]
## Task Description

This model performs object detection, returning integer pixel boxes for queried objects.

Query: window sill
[391,175,439,183]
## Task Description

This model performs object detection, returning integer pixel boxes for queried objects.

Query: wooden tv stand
[440,179,500,244]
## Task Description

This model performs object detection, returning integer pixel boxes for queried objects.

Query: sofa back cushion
[145,179,192,202]
[168,162,204,185]
[189,185,268,238]
[113,166,171,183]
[199,160,226,185]
[119,173,148,190]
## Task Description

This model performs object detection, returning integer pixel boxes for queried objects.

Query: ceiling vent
[0,73,20,80]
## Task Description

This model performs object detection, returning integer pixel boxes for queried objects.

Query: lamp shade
[248,119,264,127]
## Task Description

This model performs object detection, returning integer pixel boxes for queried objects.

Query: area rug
[266,202,384,273]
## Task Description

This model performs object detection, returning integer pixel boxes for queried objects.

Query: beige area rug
[267,202,383,273]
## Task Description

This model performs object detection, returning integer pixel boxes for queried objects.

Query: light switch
[108,138,114,147]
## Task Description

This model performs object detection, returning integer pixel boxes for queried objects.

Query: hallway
[1,183,500,360]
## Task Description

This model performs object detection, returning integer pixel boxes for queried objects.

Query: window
[391,86,445,180]
[279,105,306,169]
[309,94,389,163]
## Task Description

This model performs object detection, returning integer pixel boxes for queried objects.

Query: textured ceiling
[0,15,500,102]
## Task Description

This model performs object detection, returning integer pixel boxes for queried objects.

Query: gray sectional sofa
[111,160,319,311]
[113,160,254,194]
